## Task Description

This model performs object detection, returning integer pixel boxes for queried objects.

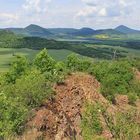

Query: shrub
[54,61,67,84]
[89,61,109,82]
[66,53,80,71]
[127,92,138,105]
[78,59,93,72]
[103,109,140,140]
[90,60,134,102]
[0,92,28,138]
[5,55,28,84]
[34,48,56,73]
[81,103,103,140]
[12,69,55,107]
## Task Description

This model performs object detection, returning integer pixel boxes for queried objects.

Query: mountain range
[3,24,140,39]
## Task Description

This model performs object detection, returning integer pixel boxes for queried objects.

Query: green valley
[0,48,75,72]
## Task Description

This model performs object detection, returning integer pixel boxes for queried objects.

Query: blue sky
[0,0,140,29]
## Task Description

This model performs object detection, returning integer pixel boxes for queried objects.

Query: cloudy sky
[0,0,140,29]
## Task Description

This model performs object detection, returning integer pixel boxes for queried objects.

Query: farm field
[0,48,74,72]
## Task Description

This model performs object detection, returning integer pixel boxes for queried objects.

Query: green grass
[0,48,74,72]
[1,44,140,72]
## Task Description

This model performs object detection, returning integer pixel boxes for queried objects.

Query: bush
[66,53,80,71]
[5,55,29,84]
[89,61,109,82]
[0,92,28,138]
[34,48,56,73]
[54,62,67,84]
[0,69,55,138]
[81,103,103,140]
[12,70,55,107]
[90,60,134,102]
[129,80,140,98]
[103,109,140,140]
[78,59,93,72]
[127,92,138,105]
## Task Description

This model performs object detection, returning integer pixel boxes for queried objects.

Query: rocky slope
[18,73,140,140]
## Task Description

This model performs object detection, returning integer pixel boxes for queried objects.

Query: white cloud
[22,0,52,14]
[12,0,54,26]
[98,8,107,16]
[0,13,18,25]
[77,6,108,18]
[77,6,97,17]
[119,0,127,6]
[79,0,133,18]
[0,0,139,29]
[0,13,18,20]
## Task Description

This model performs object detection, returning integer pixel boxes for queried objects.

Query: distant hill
[71,27,95,36]
[0,30,20,43]
[6,28,29,36]
[24,24,52,37]
[50,27,125,37]
[6,25,125,37]
[3,24,140,40]
[115,25,140,34]
[95,29,125,35]
[6,24,53,38]
[48,28,78,35]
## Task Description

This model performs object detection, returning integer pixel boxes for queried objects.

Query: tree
[66,53,80,71]
[5,55,28,84]
[34,48,56,73]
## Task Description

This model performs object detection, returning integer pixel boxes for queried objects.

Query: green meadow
[0,48,74,72]
[0,44,140,72]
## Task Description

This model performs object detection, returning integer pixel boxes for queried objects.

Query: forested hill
[0,30,125,59]
[0,30,140,59]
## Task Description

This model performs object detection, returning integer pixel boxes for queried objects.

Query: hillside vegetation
[0,30,130,60]
[0,49,140,139]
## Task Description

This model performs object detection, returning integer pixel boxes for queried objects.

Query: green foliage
[134,58,140,70]
[13,70,55,107]
[127,79,140,104]
[54,61,66,84]
[66,53,80,71]
[78,59,93,72]
[5,55,28,84]
[44,61,67,85]
[127,92,138,105]
[103,109,140,140]
[81,103,103,140]
[66,53,93,72]
[0,69,55,138]
[0,92,28,138]
[90,60,134,102]
[0,52,56,138]
[34,48,56,73]
[89,61,109,81]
